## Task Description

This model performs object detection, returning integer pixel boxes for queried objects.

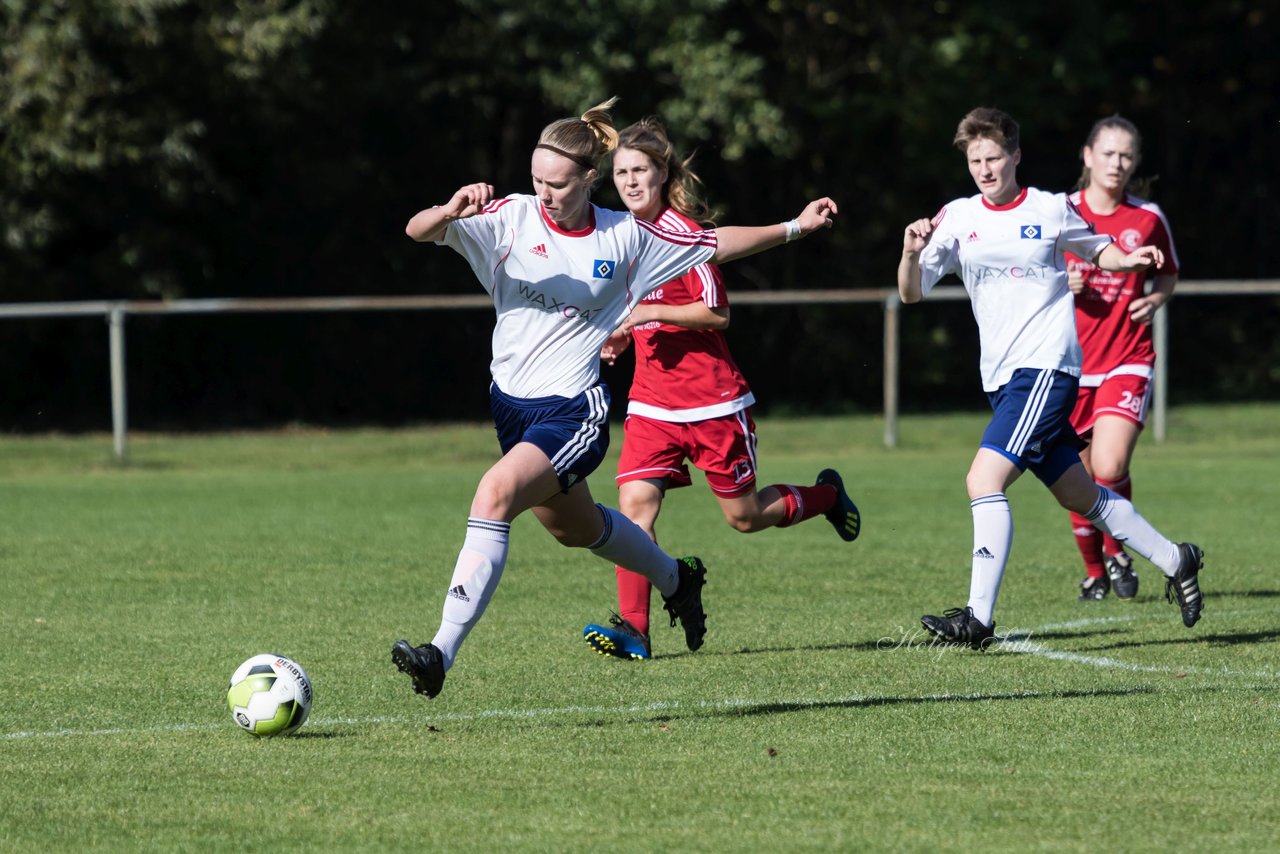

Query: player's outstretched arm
[1095,242,1164,273]
[897,218,934,304]
[405,183,496,242]
[710,197,837,264]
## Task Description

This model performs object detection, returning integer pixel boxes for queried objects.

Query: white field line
[0,690,1103,742]
[996,611,1280,680]
[1002,639,1278,679]
[3,611,1275,742]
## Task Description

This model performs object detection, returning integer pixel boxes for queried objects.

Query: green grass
[1,403,1277,851]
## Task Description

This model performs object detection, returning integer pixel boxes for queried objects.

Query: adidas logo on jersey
[967,231,980,242]
[529,243,548,258]
[448,585,471,602]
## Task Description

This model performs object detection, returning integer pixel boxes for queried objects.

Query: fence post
[1152,304,1168,443]
[883,292,900,449]
[108,305,129,462]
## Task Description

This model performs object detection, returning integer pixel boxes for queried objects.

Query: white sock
[588,505,679,597]
[1085,487,1179,576]
[967,493,1011,627]
[431,518,510,670]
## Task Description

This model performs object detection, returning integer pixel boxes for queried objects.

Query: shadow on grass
[1207,589,1280,600]
[283,729,353,739]
[700,625,1135,658]
[1081,627,1280,652]
[702,641,877,657]
[977,628,1134,644]
[598,686,1158,725]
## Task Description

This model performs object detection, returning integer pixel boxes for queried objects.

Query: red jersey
[1065,191,1179,384]
[625,208,754,422]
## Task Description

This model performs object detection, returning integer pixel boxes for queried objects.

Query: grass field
[1,403,1277,851]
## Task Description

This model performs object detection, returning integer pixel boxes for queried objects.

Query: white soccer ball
[227,654,313,737]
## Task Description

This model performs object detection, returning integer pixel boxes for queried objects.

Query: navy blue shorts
[982,368,1085,486]
[490,383,611,493]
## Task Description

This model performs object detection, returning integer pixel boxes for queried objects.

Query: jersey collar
[981,186,1028,211]
[540,203,596,237]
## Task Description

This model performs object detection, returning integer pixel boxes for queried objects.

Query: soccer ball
[227,654,313,737]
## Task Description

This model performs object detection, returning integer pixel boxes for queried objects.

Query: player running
[1064,116,1179,602]
[581,118,861,661]
[392,98,839,697]
[896,107,1203,649]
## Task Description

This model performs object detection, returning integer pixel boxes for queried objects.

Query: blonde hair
[536,97,620,177]
[953,107,1020,153]
[616,117,718,225]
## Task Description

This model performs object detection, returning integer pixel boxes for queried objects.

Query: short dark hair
[954,107,1020,153]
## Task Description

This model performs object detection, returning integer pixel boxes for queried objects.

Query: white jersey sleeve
[1057,198,1112,264]
[437,197,520,296]
[624,218,718,303]
[918,205,961,294]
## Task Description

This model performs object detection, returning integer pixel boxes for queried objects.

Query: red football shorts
[616,410,758,498]
[1071,371,1151,436]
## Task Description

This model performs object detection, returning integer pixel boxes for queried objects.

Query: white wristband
[783,219,802,243]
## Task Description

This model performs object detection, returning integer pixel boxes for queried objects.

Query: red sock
[1097,475,1131,556]
[770,484,837,528]
[615,566,651,636]
[1070,511,1106,579]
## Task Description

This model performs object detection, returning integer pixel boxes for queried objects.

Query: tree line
[2,0,1276,431]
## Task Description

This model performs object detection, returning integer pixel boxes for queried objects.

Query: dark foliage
[1,1,1275,430]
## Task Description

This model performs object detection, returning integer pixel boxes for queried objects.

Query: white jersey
[917,186,1112,391]
[441,194,717,398]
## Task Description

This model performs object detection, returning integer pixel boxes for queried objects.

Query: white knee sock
[431,518,510,670]
[588,505,679,597]
[967,493,1012,627]
[1085,487,1179,576]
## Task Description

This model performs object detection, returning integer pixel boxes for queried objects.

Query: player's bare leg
[715,487,786,533]
[715,474,858,540]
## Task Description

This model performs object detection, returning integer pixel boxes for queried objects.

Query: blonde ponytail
[536,97,620,174]
[580,97,620,154]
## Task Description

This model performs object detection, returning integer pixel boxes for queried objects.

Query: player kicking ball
[391,98,839,698]
[896,107,1203,649]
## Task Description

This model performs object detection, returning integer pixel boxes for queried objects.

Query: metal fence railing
[2,280,1276,460]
